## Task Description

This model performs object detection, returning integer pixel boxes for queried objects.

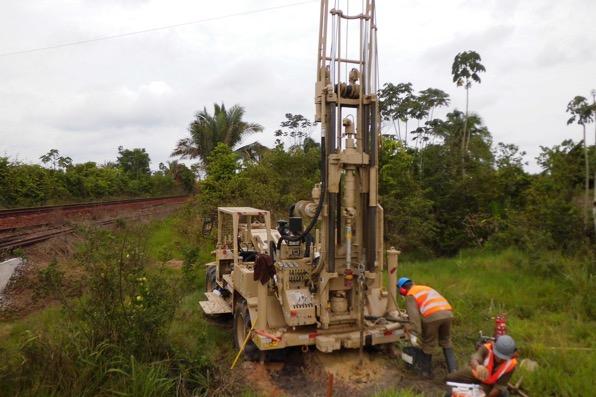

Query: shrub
[73,227,179,358]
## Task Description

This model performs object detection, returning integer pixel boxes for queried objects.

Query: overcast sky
[1,0,595,172]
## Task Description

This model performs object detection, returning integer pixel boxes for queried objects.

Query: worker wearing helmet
[398,277,457,376]
[446,335,518,397]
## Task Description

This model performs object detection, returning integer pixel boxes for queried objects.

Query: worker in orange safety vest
[446,335,518,397]
[398,277,457,376]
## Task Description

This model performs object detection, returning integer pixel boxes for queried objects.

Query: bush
[0,222,235,396]
[0,151,191,208]
[73,227,179,358]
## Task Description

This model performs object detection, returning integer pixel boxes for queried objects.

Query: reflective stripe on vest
[407,285,452,318]
[482,342,518,385]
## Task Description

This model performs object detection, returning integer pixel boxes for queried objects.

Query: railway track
[0,195,188,250]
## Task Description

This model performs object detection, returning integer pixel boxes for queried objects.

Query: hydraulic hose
[279,136,326,245]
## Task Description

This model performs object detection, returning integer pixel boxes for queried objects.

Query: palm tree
[566,95,596,231]
[172,103,263,165]
[452,51,486,176]
[431,111,487,153]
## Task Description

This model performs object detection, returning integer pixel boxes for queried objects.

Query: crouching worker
[446,335,518,397]
[398,277,457,376]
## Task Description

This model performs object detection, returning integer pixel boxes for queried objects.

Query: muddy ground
[239,347,448,397]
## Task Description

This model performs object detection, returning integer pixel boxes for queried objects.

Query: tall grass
[0,214,247,397]
[398,248,595,396]
[107,356,175,397]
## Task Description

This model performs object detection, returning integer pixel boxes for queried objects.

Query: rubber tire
[205,266,216,292]
[233,299,259,361]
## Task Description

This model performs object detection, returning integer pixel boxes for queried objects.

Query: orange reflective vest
[407,285,452,318]
[481,342,518,385]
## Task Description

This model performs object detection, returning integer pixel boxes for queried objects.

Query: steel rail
[0,196,187,250]
[0,195,188,218]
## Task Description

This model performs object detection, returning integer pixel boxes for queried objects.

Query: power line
[0,0,317,58]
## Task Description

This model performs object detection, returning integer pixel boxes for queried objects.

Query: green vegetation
[0,217,244,396]
[377,93,594,256]
[172,103,264,166]
[1,179,594,396]
[399,249,595,396]
[565,95,596,231]
[190,107,594,258]
[194,141,321,220]
[0,147,195,208]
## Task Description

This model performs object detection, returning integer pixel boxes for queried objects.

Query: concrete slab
[0,258,24,293]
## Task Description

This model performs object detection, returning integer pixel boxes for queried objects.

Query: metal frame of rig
[199,0,408,356]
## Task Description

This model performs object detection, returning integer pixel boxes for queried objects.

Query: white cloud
[0,0,594,171]
[45,81,176,131]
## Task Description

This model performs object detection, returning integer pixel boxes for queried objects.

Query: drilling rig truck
[199,0,408,357]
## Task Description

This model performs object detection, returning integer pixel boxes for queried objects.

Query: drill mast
[315,0,382,325]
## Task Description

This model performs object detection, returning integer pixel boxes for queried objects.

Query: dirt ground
[0,233,83,320]
[240,347,448,397]
[0,210,174,321]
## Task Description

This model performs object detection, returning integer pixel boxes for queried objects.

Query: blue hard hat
[494,335,516,360]
[397,277,412,288]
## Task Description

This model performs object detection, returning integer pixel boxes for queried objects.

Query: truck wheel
[205,266,216,292]
[233,299,259,361]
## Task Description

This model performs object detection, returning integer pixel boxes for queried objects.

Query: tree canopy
[172,103,263,165]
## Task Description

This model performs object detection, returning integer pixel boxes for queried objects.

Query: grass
[0,212,244,396]
[398,248,595,396]
[145,216,185,261]
[1,211,593,396]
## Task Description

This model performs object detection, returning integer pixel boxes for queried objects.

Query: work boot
[443,347,458,373]
[417,351,433,377]
[408,347,425,373]
[423,352,433,377]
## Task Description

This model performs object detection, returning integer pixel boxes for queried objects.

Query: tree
[158,160,196,193]
[494,143,530,211]
[198,143,244,213]
[274,113,314,147]
[379,138,437,255]
[117,147,150,180]
[418,88,450,121]
[412,88,450,150]
[171,103,263,166]
[452,51,486,176]
[379,84,451,148]
[378,82,414,142]
[241,142,321,212]
[40,149,72,170]
[566,95,596,231]
[517,140,587,250]
[427,110,490,159]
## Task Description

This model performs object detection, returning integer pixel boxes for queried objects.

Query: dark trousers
[446,368,509,396]
[421,317,452,354]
